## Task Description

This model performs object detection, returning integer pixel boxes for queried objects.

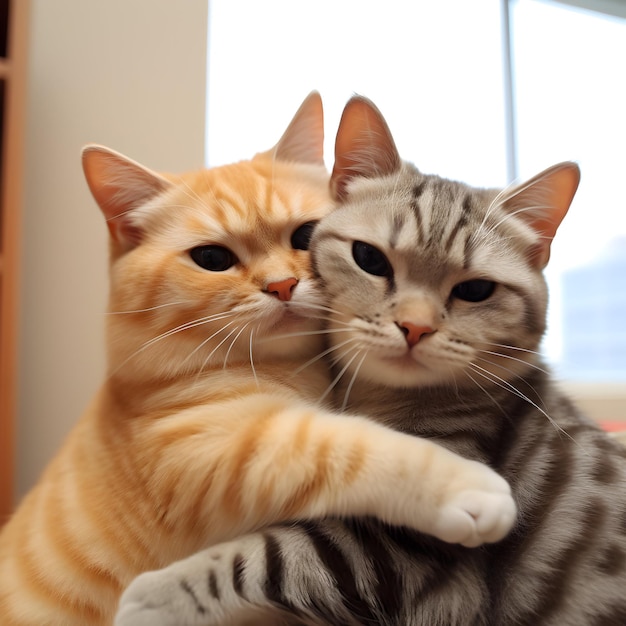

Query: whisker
[483,342,543,357]
[291,337,362,376]
[260,327,350,343]
[468,362,578,445]
[293,302,354,323]
[172,175,208,206]
[223,323,250,369]
[196,321,247,374]
[142,312,235,350]
[184,319,239,367]
[318,348,362,406]
[479,183,513,228]
[483,204,552,239]
[249,326,258,386]
[340,351,367,412]
[464,371,509,419]
[473,356,551,412]
[477,350,549,374]
[107,301,191,315]
[109,311,235,376]
[295,302,346,316]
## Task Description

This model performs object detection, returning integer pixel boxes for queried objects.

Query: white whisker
[109,311,237,377]
[197,321,247,375]
[477,350,548,374]
[478,184,513,232]
[295,302,345,316]
[484,342,543,357]
[464,371,509,419]
[340,351,367,412]
[291,337,362,376]
[318,349,362,406]
[483,204,551,239]
[249,327,258,387]
[468,362,577,445]
[174,176,207,205]
[223,323,250,369]
[107,301,191,315]
[184,319,239,367]
[141,312,235,351]
[261,327,349,344]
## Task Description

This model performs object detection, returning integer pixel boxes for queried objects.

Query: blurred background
[6,0,625,503]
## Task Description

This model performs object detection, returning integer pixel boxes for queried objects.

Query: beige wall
[17,0,208,498]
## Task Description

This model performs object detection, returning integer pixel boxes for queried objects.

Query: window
[206,0,626,418]
[510,0,626,384]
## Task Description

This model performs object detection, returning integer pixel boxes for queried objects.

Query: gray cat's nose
[397,322,435,347]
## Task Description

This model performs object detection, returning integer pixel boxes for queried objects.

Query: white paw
[432,464,516,548]
[115,569,200,626]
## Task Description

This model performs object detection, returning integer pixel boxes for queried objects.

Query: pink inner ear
[331,96,401,200]
[502,161,580,269]
[82,145,173,253]
[528,242,550,268]
[108,218,143,250]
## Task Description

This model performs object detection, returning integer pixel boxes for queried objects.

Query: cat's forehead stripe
[410,181,427,245]
[442,194,471,255]
[165,166,327,251]
[389,213,405,249]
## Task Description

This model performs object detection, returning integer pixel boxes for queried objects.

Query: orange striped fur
[0,93,514,625]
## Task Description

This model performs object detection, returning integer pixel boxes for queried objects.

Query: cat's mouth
[267,307,310,331]
[380,349,430,372]
[384,353,423,367]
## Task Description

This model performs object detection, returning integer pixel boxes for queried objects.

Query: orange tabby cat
[0,92,514,625]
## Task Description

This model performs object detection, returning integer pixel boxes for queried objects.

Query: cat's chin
[354,353,454,389]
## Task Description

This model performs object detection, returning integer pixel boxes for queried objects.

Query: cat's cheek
[256,315,323,360]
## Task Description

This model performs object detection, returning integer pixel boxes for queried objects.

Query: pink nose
[398,322,434,347]
[266,278,298,302]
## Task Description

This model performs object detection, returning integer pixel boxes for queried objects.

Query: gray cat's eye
[189,245,237,272]
[352,241,393,278]
[451,279,496,302]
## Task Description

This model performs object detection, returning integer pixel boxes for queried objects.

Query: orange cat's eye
[189,245,237,272]
[291,221,318,250]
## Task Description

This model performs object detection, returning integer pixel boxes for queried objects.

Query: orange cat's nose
[398,322,435,348]
[266,277,298,302]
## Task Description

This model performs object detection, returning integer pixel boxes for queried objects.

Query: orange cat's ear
[501,161,580,268]
[259,91,325,166]
[330,96,401,200]
[82,145,171,252]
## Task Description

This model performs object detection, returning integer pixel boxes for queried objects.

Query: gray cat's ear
[258,91,325,165]
[331,95,401,200]
[82,145,171,252]
[501,161,580,268]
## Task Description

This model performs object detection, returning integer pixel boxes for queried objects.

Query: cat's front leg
[114,534,305,626]
[115,528,364,626]
[142,399,515,548]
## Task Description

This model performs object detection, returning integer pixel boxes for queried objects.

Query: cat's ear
[82,145,172,252]
[501,161,580,268]
[258,91,325,166]
[330,95,401,200]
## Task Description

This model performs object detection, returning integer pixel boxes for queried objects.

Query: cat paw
[432,463,516,548]
[115,569,207,626]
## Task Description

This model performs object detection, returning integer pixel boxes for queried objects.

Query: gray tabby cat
[116,97,626,626]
